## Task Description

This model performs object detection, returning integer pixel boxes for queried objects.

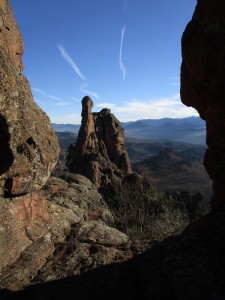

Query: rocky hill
[134,145,212,199]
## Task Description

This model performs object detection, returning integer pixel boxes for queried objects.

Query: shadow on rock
[0,241,175,300]
[0,115,13,175]
[1,209,225,300]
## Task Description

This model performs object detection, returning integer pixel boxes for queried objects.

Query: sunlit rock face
[0,0,60,284]
[67,96,132,188]
[181,0,225,208]
[0,0,60,196]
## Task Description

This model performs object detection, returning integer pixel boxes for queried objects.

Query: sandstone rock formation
[180,0,225,209]
[0,0,60,196]
[67,96,132,188]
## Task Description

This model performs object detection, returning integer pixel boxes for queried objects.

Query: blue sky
[10,0,197,124]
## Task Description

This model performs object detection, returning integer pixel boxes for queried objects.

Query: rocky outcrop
[181,0,225,209]
[66,97,151,225]
[67,96,132,188]
[0,0,60,196]
[0,0,59,287]
[0,175,134,291]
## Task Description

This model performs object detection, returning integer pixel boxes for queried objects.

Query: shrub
[103,181,209,241]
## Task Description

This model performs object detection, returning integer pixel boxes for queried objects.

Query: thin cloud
[57,45,86,81]
[80,83,99,99]
[51,113,81,124]
[56,102,69,106]
[119,26,126,81]
[96,94,198,122]
[96,102,116,109]
[32,87,68,106]
[71,97,81,103]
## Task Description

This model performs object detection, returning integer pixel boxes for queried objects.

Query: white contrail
[32,87,68,105]
[119,26,126,81]
[80,83,99,99]
[57,45,86,81]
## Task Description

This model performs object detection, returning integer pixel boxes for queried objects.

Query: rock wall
[0,0,60,196]
[181,0,225,209]
[0,0,60,280]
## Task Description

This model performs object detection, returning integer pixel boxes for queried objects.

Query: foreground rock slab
[0,175,134,291]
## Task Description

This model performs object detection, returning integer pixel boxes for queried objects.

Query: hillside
[54,130,212,204]
[133,146,212,201]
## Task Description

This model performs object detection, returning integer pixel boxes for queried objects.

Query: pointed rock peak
[67,97,132,187]
[81,96,94,115]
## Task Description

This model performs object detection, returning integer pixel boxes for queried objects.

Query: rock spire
[67,96,132,188]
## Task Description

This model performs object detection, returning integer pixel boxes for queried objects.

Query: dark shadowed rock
[181,0,225,209]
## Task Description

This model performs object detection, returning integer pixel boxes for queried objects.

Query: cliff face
[181,0,225,209]
[0,0,59,278]
[67,96,132,188]
[0,0,60,196]
[0,0,23,72]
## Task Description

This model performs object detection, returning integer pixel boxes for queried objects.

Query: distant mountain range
[52,116,206,145]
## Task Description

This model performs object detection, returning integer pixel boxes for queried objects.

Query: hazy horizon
[52,115,202,126]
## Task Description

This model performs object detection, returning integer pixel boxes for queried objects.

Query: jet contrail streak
[119,26,126,81]
[57,45,86,81]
